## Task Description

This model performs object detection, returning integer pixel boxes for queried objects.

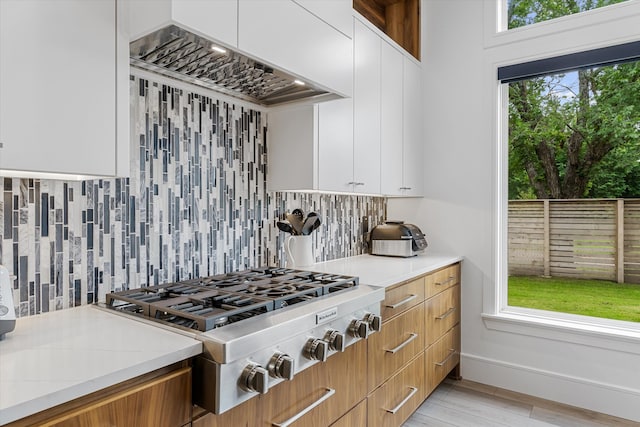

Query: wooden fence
[508,199,640,283]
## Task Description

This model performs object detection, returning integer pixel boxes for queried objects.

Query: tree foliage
[507,0,640,200]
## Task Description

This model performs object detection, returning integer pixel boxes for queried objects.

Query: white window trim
[483,0,640,49]
[484,8,640,353]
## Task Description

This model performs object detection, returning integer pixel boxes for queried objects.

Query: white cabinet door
[292,0,353,38]
[353,19,381,195]
[402,57,424,196]
[129,0,238,47]
[318,98,354,192]
[0,0,119,176]
[380,41,404,196]
[238,0,353,97]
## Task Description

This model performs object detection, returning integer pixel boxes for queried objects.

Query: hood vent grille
[130,25,328,105]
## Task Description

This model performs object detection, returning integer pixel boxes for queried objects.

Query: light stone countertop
[0,305,203,425]
[308,252,463,287]
[0,252,461,425]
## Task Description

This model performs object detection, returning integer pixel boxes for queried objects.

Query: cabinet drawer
[425,284,460,346]
[368,303,425,392]
[426,324,461,397]
[37,367,191,427]
[260,339,367,427]
[425,264,460,298]
[367,352,426,427]
[382,277,425,321]
[331,399,367,427]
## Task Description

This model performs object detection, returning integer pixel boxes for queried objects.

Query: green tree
[508,0,640,200]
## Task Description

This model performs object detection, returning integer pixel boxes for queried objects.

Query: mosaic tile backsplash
[0,76,386,318]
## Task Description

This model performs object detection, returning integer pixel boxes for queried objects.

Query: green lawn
[508,276,640,322]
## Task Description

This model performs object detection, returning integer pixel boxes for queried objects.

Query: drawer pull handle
[385,294,418,309]
[385,333,418,354]
[435,349,457,367]
[272,387,335,427]
[436,307,456,320]
[435,276,455,286]
[384,386,419,414]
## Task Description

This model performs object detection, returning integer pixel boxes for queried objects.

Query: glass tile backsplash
[0,76,386,317]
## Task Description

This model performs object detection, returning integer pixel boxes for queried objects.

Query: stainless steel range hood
[130,25,329,106]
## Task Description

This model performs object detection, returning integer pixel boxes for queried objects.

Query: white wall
[388,0,640,421]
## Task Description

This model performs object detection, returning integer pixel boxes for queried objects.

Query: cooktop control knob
[364,313,382,332]
[268,352,295,380]
[349,319,370,339]
[239,363,269,394]
[304,338,328,362]
[324,330,346,352]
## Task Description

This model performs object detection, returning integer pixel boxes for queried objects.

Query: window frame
[482,0,640,353]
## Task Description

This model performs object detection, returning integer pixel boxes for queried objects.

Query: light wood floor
[403,379,639,427]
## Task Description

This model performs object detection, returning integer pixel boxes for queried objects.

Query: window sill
[482,309,640,355]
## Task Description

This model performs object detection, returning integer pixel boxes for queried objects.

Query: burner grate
[105,267,359,331]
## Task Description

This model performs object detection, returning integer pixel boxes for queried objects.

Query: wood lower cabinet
[9,366,191,427]
[330,400,367,427]
[427,324,461,396]
[193,339,367,427]
[367,352,426,427]
[367,302,425,392]
[425,284,461,347]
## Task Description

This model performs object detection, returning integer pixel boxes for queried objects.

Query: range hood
[130,25,329,106]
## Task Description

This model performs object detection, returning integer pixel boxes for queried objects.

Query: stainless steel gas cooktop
[104,267,384,414]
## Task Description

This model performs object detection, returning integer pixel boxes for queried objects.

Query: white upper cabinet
[317,98,354,192]
[292,0,353,38]
[353,19,381,194]
[238,0,353,97]
[0,0,128,178]
[402,56,424,196]
[380,40,404,196]
[128,0,238,47]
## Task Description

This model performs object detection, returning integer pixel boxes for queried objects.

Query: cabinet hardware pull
[436,307,456,320]
[435,276,455,286]
[347,181,356,185]
[272,387,335,427]
[355,182,365,186]
[385,294,417,309]
[399,186,412,190]
[435,349,457,367]
[384,386,418,414]
[385,333,418,354]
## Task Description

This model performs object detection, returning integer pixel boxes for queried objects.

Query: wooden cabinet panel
[367,352,426,427]
[38,368,191,427]
[425,263,461,298]
[331,400,367,427]
[425,285,461,347]
[259,339,367,427]
[368,303,425,392]
[382,277,425,321]
[192,399,259,427]
[426,325,461,397]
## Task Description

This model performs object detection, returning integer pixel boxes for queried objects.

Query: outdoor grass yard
[508,276,640,322]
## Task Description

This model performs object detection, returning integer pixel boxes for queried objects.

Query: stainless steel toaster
[370,221,428,257]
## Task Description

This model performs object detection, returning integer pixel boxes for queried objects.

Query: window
[501,42,640,323]
[505,0,629,30]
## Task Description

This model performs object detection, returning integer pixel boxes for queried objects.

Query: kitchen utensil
[292,208,304,221]
[286,213,304,235]
[301,215,321,235]
[276,220,295,235]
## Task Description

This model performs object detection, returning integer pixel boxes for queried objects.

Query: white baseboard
[460,353,640,422]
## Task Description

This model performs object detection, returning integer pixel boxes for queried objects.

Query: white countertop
[310,253,463,287]
[0,305,203,425]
